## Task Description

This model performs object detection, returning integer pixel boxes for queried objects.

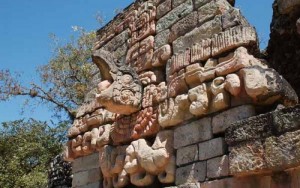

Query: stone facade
[48,154,72,188]
[63,0,300,187]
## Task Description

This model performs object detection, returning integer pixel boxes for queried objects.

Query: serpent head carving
[93,49,142,115]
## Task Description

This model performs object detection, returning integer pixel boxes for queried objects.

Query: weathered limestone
[155,29,171,49]
[174,117,212,149]
[102,30,129,52]
[93,49,142,115]
[169,11,198,42]
[211,26,257,56]
[198,138,226,161]
[226,105,300,177]
[156,0,171,19]
[66,0,300,187]
[176,144,198,166]
[207,155,229,179]
[229,141,268,176]
[173,17,222,54]
[99,130,175,188]
[111,107,160,144]
[156,0,193,33]
[212,105,256,134]
[200,176,272,188]
[72,153,102,188]
[158,95,193,127]
[240,66,298,106]
[175,162,206,185]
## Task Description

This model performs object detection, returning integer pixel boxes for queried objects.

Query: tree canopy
[0,27,99,187]
[0,119,68,187]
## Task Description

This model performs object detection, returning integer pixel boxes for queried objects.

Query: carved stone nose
[98,80,111,92]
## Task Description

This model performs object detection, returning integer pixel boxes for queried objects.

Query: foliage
[0,119,67,188]
[0,28,97,121]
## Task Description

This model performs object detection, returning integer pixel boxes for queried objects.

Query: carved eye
[122,74,133,84]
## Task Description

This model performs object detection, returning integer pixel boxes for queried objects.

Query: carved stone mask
[92,49,142,115]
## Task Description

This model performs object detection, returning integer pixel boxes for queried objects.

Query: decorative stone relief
[111,107,160,144]
[99,130,175,188]
[65,0,300,187]
[93,49,142,115]
[159,94,193,127]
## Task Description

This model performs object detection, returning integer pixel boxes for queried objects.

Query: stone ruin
[63,0,300,187]
[48,154,72,188]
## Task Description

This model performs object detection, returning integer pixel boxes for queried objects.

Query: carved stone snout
[93,49,142,115]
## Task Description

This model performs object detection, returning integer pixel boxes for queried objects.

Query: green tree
[0,119,67,188]
[0,27,98,187]
[0,28,97,121]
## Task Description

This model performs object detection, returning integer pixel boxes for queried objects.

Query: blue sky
[0,0,273,123]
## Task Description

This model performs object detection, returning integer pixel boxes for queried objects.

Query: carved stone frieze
[111,107,160,144]
[99,130,175,188]
[93,49,142,115]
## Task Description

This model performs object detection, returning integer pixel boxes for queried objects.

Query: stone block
[169,11,198,42]
[155,29,171,49]
[156,0,193,33]
[72,153,100,173]
[176,144,198,166]
[197,0,230,25]
[102,29,129,52]
[112,42,127,62]
[211,26,257,56]
[225,112,273,145]
[194,0,210,9]
[198,138,226,161]
[221,8,249,30]
[157,0,172,19]
[272,105,300,134]
[207,155,229,179]
[212,105,256,135]
[174,117,212,149]
[175,161,206,185]
[72,168,101,187]
[240,66,298,106]
[179,183,201,188]
[229,141,268,176]
[172,0,187,8]
[265,130,300,170]
[173,16,222,53]
[200,176,272,188]
[72,171,89,187]
[74,181,102,188]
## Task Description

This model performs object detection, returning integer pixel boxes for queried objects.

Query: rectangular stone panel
[174,117,212,149]
[211,26,257,56]
[156,0,193,33]
[72,153,100,173]
[200,176,272,188]
[225,112,273,146]
[156,0,171,19]
[155,29,171,49]
[229,141,269,176]
[212,105,256,135]
[175,161,206,185]
[169,11,198,43]
[72,168,101,187]
[176,144,198,166]
[207,155,229,179]
[265,130,300,170]
[173,16,222,54]
[198,137,226,161]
